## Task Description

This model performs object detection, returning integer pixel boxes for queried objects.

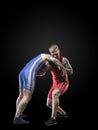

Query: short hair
[49,44,59,51]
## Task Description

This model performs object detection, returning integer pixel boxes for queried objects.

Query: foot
[45,118,57,126]
[13,117,30,125]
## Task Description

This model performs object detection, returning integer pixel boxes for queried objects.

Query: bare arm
[41,54,67,75]
[36,61,50,77]
[63,57,73,75]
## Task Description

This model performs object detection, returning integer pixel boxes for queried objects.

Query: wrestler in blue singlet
[19,54,45,91]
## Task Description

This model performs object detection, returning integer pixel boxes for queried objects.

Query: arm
[63,57,73,75]
[36,61,50,77]
[41,54,67,75]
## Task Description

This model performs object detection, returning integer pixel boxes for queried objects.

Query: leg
[15,73,24,113]
[14,89,33,118]
[57,106,67,115]
[13,89,33,125]
[16,89,23,111]
[56,82,69,117]
[46,95,67,116]
[51,89,60,119]
[45,89,60,126]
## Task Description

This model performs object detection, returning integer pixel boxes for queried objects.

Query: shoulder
[41,53,52,60]
[61,56,70,65]
[62,56,68,62]
[41,53,47,60]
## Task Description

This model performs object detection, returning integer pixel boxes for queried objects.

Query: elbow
[68,68,73,75]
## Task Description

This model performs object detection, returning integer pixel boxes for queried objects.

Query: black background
[1,3,97,129]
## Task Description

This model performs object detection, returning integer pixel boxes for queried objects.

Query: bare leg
[16,90,23,111]
[45,88,68,126]
[45,89,60,126]
[57,106,67,115]
[13,89,33,125]
[46,96,67,115]
[14,89,33,118]
[51,89,60,119]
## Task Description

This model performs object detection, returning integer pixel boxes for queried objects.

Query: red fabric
[48,56,69,99]
[48,82,69,99]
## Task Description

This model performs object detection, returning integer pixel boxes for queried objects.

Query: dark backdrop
[1,3,97,129]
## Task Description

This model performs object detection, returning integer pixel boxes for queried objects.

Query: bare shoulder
[63,57,68,60]
[62,57,69,63]
[41,53,52,60]
[41,53,46,60]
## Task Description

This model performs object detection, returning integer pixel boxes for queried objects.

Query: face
[49,45,60,59]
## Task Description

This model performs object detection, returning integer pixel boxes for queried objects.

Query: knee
[23,95,32,103]
[52,91,59,99]
[19,92,23,99]
[46,99,52,108]
[46,103,52,108]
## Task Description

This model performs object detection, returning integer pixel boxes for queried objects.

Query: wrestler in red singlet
[48,56,69,99]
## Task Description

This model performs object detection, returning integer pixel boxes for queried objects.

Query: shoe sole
[45,122,57,126]
[56,115,68,118]
[13,122,30,125]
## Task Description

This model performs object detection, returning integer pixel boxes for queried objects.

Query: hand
[57,66,62,70]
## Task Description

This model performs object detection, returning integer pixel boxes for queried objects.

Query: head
[49,44,60,59]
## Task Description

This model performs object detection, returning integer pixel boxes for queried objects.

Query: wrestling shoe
[45,118,57,126]
[13,117,30,125]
